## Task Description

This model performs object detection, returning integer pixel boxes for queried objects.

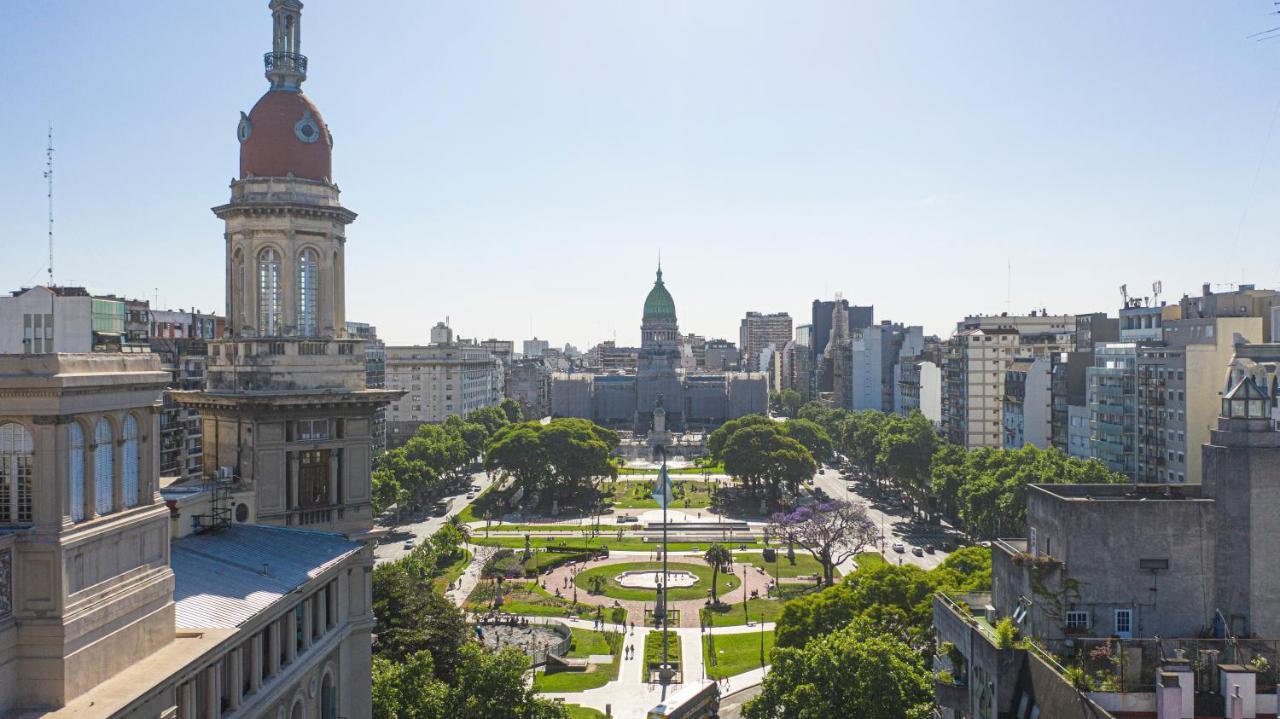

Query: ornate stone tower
[638,265,684,432]
[175,0,400,536]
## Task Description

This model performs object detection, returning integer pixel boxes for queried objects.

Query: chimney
[1218,664,1257,719]
[1156,672,1183,719]
[1204,283,1212,297]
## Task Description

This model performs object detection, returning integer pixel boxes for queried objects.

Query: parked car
[892,542,905,553]
[924,544,936,554]
[402,539,415,550]
[911,546,924,557]
[466,492,475,500]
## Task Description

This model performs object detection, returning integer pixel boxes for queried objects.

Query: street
[373,469,496,565]
[810,466,955,571]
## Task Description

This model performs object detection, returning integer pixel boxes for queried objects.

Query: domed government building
[551,267,767,434]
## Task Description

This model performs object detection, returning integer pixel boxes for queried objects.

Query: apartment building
[385,323,501,443]
[739,311,792,371]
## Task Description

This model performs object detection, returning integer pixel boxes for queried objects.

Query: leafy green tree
[485,419,618,510]
[467,405,510,437]
[707,413,774,462]
[722,423,816,504]
[374,644,569,719]
[875,412,938,511]
[841,411,887,478]
[704,544,734,606]
[499,397,525,423]
[372,560,469,676]
[372,466,406,515]
[781,418,834,466]
[745,620,933,719]
[485,422,548,500]
[776,388,804,418]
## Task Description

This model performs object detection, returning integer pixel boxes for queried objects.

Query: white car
[402,540,415,550]
[892,542,905,553]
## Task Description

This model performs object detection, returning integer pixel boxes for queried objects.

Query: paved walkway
[540,622,772,717]
[446,544,496,607]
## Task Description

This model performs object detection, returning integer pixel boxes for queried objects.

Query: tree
[841,411,887,477]
[769,500,877,586]
[499,397,525,423]
[485,419,619,511]
[374,644,569,719]
[707,414,774,461]
[372,559,469,676]
[875,412,938,512]
[704,544,734,606]
[775,388,804,418]
[744,620,933,719]
[485,422,548,501]
[722,424,816,505]
[467,405,510,437]
[781,418,834,466]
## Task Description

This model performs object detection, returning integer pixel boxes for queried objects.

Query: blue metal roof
[171,524,361,629]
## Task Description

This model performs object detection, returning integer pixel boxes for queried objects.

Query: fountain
[616,569,698,589]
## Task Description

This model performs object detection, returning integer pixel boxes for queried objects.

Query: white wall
[0,288,94,354]
[1024,355,1054,448]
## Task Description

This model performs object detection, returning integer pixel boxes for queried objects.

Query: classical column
[228,648,243,710]
[250,633,264,692]
[317,590,327,636]
[204,665,220,718]
[288,452,300,510]
[286,609,298,664]
[113,425,125,512]
[301,600,313,651]
[268,622,282,676]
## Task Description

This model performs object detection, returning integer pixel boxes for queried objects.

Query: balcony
[263,51,307,76]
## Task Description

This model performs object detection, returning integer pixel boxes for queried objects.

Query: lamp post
[759,613,766,671]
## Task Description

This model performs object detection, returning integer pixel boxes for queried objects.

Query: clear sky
[4,2,1280,347]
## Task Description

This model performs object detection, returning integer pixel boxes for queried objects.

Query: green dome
[643,268,676,320]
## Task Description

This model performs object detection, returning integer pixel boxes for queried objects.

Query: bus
[647,680,720,719]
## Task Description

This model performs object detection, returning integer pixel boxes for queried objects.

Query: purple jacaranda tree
[770,499,878,586]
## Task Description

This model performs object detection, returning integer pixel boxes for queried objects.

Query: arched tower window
[122,415,140,507]
[94,418,114,516]
[69,422,85,521]
[258,248,282,336]
[298,248,318,336]
[0,423,33,524]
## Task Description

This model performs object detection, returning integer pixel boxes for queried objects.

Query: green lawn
[699,597,786,627]
[429,547,472,594]
[704,629,775,679]
[741,551,830,580]
[643,630,682,671]
[607,480,717,509]
[532,631,622,692]
[471,534,764,552]
[561,705,607,719]
[856,551,887,568]
[574,561,740,602]
[464,580,594,619]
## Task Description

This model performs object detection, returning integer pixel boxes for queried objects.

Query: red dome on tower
[238,90,332,182]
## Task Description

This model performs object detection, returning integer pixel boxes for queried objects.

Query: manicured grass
[562,705,607,719]
[704,629,775,679]
[607,480,717,509]
[574,561,740,602]
[464,580,594,619]
[429,547,472,594]
[856,551,887,568]
[471,534,765,552]
[532,631,622,692]
[643,630,682,671]
[454,484,506,524]
[741,551,829,580]
[699,598,786,627]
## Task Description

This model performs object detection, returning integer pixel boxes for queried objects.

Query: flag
[651,463,675,509]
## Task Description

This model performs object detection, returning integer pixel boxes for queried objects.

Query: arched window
[69,422,85,521]
[298,248,318,336]
[94,418,114,516]
[122,415,140,507]
[258,248,282,336]
[0,423,33,524]
[320,673,336,719]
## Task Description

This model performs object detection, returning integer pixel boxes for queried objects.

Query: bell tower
[175,0,401,536]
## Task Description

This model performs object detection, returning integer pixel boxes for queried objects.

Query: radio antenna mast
[44,125,55,286]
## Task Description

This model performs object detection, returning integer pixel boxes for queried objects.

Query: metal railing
[264,51,307,75]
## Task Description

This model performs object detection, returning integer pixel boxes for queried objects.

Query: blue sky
[3,2,1280,347]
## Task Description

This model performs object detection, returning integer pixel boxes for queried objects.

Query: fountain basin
[615,569,698,589]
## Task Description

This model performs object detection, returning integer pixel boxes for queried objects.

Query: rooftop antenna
[1152,280,1163,306]
[1005,258,1012,312]
[44,124,54,286]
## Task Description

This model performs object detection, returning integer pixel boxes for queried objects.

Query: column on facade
[250,633,264,693]
[204,664,220,718]
[288,451,300,510]
[328,448,339,505]
[301,599,313,651]
[316,589,327,636]
[286,608,298,664]
[268,621,282,676]
[228,647,243,710]
[179,681,197,719]
[282,231,298,335]
[113,420,125,512]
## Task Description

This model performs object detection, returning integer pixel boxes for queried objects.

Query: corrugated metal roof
[171,524,361,629]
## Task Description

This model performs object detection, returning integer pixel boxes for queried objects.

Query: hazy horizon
[4,2,1280,348]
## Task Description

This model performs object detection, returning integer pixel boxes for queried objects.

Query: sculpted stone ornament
[237,112,253,143]
[294,109,320,144]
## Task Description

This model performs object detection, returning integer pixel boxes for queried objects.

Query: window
[297,248,318,336]
[1065,611,1090,630]
[122,415,140,507]
[69,423,85,521]
[1114,608,1133,638]
[0,424,34,524]
[95,418,114,515]
[297,419,328,441]
[257,248,282,335]
[22,313,54,354]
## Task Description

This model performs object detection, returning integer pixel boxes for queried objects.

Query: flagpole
[661,445,669,691]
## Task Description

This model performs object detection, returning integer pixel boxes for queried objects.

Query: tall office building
[739,311,793,371]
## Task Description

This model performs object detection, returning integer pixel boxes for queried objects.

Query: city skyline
[4,1,1280,347]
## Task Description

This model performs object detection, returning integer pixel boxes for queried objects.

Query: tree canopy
[484,418,619,510]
